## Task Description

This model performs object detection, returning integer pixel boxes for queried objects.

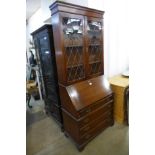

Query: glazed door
[85,17,104,78]
[38,33,59,105]
[61,13,86,84]
[33,35,46,98]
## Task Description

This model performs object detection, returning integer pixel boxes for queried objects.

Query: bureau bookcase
[49,1,114,151]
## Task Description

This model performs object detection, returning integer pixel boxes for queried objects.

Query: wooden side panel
[51,13,66,85]
[62,110,79,143]
[59,85,78,118]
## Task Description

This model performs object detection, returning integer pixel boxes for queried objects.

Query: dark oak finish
[31,25,63,129]
[60,75,114,150]
[49,1,113,150]
[49,1,104,18]
[50,1,105,85]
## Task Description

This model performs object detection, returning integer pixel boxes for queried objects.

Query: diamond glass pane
[63,17,85,82]
[87,20,103,75]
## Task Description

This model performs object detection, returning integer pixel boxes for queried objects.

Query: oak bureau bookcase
[49,1,114,151]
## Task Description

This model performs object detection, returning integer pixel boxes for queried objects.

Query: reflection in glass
[63,17,83,46]
[87,20,102,45]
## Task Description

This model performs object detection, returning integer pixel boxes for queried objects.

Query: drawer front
[79,118,112,144]
[79,111,112,135]
[78,101,113,128]
[78,95,113,118]
[91,95,113,111]
[78,108,92,118]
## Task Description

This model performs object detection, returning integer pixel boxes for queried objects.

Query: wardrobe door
[85,17,104,78]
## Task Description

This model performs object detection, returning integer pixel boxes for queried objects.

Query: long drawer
[79,118,112,144]
[78,100,113,128]
[78,95,113,118]
[79,110,112,135]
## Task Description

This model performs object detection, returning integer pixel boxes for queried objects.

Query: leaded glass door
[86,17,104,77]
[61,14,86,83]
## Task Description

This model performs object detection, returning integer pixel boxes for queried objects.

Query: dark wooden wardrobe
[49,1,114,151]
[31,25,63,129]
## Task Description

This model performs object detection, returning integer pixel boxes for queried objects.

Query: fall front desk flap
[66,75,112,111]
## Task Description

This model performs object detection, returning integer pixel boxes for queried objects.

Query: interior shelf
[65,45,83,48]
[89,60,101,64]
[88,44,101,46]
[67,64,83,68]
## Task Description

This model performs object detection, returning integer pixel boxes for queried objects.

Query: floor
[26,98,129,155]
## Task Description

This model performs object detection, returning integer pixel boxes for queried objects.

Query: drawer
[91,95,113,111]
[79,111,112,135]
[78,101,113,128]
[79,118,112,144]
[78,107,91,118]
[78,95,113,118]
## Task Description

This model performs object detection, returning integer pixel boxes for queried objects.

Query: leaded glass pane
[62,17,85,82]
[87,20,103,75]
